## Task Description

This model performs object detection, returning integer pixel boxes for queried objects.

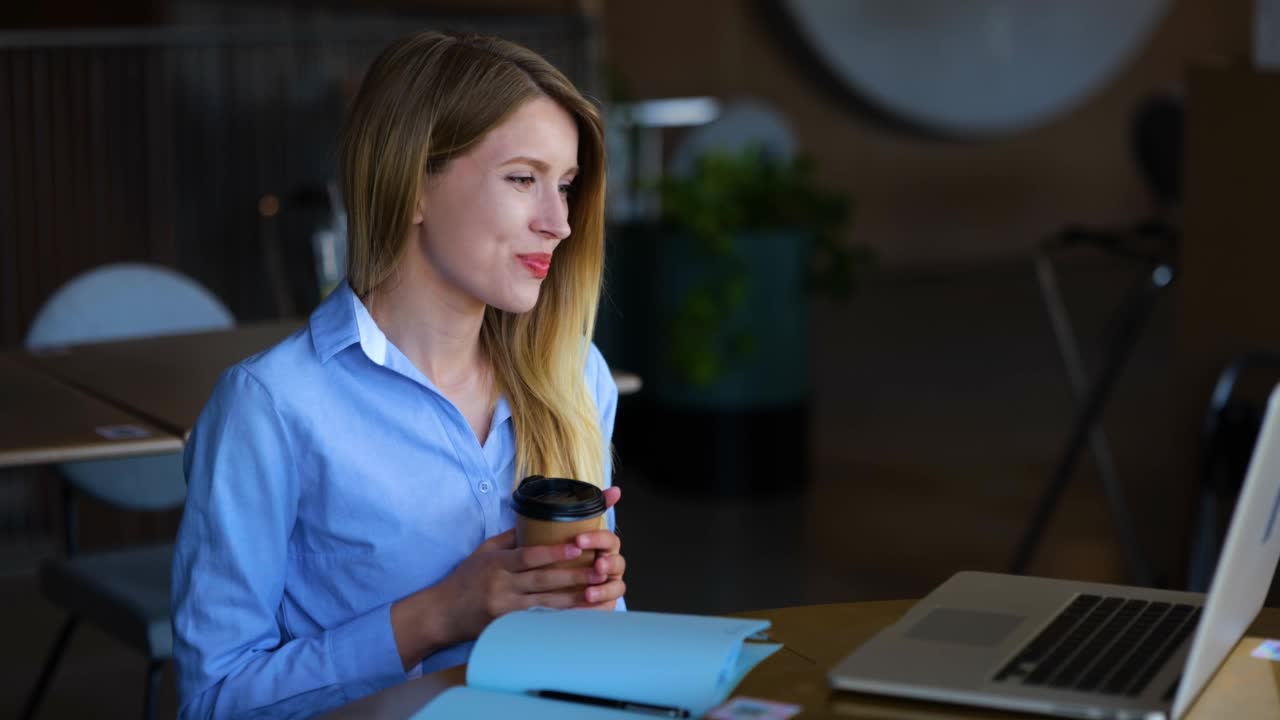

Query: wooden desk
[0,353,182,468]
[321,601,1280,719]
[27,321,643,439]
[26,321,303,438]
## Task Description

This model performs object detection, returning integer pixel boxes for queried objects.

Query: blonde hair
[339,31,608,489]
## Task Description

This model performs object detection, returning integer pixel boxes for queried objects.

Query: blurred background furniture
[1012,93,1183,585]
[0,354,180,469]
[1173,63,1280,590]
[21,263,233,720]
[1188,351,1280,596]
[30,320,299,439]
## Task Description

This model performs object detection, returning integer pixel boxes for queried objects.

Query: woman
[171,31,626,720]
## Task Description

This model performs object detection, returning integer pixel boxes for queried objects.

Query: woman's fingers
[574,529,620,554]
[503,543,582,572]
[518,589,585,610]
[603,485,621,509]
[594,552,625,579]
[582,578,625,605]
[516,566,605,593]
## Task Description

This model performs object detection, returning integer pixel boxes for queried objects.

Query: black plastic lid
[512,475,606,521]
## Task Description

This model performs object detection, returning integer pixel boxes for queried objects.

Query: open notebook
[411,608,782,718]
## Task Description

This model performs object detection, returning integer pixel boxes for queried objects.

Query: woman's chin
[490,290,541,315]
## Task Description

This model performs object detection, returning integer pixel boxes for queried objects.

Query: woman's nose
[531,191,571,241]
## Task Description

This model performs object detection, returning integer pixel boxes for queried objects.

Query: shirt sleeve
[171,365,409,720]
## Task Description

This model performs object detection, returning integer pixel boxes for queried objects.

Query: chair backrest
[25,263,234,510]
[26,262,233,349]
[1189,351,1280,595]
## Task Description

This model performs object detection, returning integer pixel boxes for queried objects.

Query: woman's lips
[517,253,552,279]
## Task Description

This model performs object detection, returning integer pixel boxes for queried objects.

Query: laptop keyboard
[994,594,1202,697]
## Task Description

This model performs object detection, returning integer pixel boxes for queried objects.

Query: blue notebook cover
[411,609,781,718]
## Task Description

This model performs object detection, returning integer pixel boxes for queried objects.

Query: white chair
[21,263,233,720]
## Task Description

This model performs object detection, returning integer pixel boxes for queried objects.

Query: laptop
[829,384,1280,720]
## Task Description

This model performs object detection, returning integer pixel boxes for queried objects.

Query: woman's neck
[362,270,488,393]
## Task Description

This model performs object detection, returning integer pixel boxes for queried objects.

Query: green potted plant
[653,145,869,406]
[603,145,872,495]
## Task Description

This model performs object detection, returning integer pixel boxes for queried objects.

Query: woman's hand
[575,485,627,610]
[390,485,627,669]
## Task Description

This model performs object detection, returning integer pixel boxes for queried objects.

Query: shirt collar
[351,290,389,366]
[308,282,367,364]
[308,281,512,427]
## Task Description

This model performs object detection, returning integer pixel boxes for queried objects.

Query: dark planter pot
[599,222,814,497]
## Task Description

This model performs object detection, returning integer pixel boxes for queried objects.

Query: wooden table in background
[26,320,643,440]
[321,601,1280,719]
[0,353,181,468]
[25,321,304,439]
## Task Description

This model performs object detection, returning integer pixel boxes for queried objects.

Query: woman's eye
[558,181,574,196]
[508,175,535,188]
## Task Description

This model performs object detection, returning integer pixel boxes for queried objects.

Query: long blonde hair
[339,31,608,489]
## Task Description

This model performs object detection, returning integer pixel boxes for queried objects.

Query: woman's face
[413,95,579,314]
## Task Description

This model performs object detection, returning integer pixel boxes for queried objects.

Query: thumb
[477,529,516,552]
[603,485,621,509]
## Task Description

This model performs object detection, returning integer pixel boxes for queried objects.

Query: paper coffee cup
[512,475,606,570]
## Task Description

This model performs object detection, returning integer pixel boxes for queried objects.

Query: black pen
[532,689,691,718]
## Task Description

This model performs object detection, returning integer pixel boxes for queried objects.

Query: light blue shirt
[171,283,619,720]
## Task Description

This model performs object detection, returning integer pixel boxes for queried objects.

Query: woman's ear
[412,168,433,225]
[413,184,427,225]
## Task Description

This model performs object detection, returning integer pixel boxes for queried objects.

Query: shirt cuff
[327,601,408,685]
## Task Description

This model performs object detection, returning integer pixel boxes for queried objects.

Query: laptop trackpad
[903,608,1026,648]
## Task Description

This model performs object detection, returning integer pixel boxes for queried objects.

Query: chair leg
[21,616,79,720]
[143,660,164,720]
[1012,263,1169,577]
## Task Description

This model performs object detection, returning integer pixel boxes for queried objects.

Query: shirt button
[478,481,492,493]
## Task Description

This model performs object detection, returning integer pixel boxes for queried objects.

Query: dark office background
[3,0,1277,717]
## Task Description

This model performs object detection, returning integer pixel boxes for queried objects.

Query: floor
[0,256,1204,719]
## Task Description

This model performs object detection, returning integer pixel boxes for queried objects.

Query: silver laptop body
[829,384,1280,720]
